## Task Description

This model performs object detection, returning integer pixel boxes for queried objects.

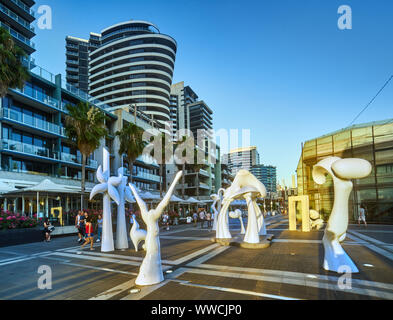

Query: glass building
[251,164,277,193]
[296,119,393,224]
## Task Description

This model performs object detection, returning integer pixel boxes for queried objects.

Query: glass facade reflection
[297,119,393,224]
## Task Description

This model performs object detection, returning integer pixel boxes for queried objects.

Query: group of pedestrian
[75,211,103,253]
[192,209,212,230]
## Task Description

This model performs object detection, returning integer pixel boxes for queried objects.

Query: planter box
[0,227,43,247]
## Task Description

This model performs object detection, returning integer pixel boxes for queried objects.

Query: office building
[296,119,393,224]
[251,164,277,193]
[223,146,260,176]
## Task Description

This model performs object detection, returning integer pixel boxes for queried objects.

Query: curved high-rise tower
[88,20,177,126]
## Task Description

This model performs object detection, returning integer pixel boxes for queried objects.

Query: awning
[1,179,81,195]
[0,181,17,194]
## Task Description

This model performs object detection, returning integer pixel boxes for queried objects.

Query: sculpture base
[211,234,274,249]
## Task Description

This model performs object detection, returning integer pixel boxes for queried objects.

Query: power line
[348,74,393,126]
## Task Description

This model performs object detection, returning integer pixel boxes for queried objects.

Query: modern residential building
[189,100,213,140]
[296,119,393,224]
[66,20,177,130]
[221,162,234,189]
[166,82,219,200]
[169,82,198,141]
[0,0,36,57]
[65,36,90,92]
[223,146,260,176]
[251,164,277,193]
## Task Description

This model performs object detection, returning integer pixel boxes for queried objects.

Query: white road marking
[161,236,211,241]
[89,279,136,300]
[272,239,322,244]
[0,257,35,266]
[121,268,187,300]
[49,252,143,267]
[63,262,138,276]
[346,233,393,261]
[170,243,221,265]
[186,246,230,267]
[182,268,393,300]
[179,281,301,300]
[195,263,393,292]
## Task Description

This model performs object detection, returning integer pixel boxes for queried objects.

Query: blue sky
[31,0,393,186]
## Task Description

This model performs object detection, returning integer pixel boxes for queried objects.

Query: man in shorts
[358,205,367,227]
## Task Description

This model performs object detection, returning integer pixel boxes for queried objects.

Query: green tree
[116,122,146,183]
[174,136,188,199]
[65,102,107,209]
[188,146,205,200]
[0,27,29,97]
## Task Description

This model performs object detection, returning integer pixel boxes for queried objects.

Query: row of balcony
[0,2,34,32]
[122,168,161,183]
[0,139,97,168]
[176,182,210,190]
[0,21,35,49]
[1,108,65,137]
[10,0,35,16]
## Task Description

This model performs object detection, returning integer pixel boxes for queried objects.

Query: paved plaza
[0,215,392,300]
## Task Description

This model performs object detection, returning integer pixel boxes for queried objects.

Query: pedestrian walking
[358,204,367,227]
[78,216,94,253]
[193,212,198,226]
[199,210,206,229]
[96,214,103,242]
[206,211,212,230]
[75,211,85,243]
[162,212,170,231]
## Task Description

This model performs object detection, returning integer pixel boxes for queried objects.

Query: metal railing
[61,153,98,169]
[9,0,34,16]
[0,3,34,32]
[1,108,64,136]
[0,22,35,48]
[1,139,54,159]
[11,86,59,109]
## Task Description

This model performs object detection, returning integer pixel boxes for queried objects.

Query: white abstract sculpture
[313,157,372,273]
[229,209,245,234]
[114,167,136,250]
[129,171,183,286]
[219,170,267,243]
[130,214,146,252]
[210,188,224,231]
[309,209,324,230]
[90,148,121,252]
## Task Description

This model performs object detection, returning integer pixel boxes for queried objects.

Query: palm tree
[174,135,188,199]
[65,102,108,209]
[189,147,205,200]
[115,122,146,183]
[0,27,29,97]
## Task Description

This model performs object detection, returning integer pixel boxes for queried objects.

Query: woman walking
[77,216,94,253]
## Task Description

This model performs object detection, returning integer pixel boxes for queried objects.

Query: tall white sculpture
[229,209,245,234]
[130,214,146,252]
[217,170,267,243]
[312,157,372,273]
[210,188,224,231]
[114,167,136,250]
[90,148,121,252]
[129,171,183,286]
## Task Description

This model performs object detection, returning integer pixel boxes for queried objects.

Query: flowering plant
[0,211,38,230]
